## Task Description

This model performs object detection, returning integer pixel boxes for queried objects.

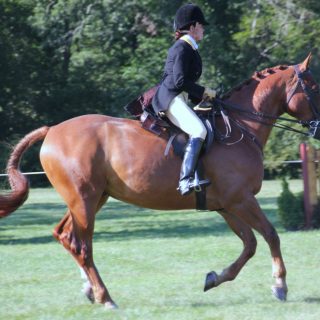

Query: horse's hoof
[204,271,218,292]
[104,301,118,309]
[271,286,287,301]
[82,282,95,304]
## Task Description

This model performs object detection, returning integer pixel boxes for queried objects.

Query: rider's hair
[174,22,196,40]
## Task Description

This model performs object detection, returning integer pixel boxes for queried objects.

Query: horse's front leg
[204,210,257,291]
[226,195,288,301]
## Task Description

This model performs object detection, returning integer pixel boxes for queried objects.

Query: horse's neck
[228,73,287,147]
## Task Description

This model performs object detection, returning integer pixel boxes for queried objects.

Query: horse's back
[44,114,137,139]
[41,114,143,155]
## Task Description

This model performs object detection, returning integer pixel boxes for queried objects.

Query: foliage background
[1,0,320,178]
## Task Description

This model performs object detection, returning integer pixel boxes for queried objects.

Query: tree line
[1,0,320,180]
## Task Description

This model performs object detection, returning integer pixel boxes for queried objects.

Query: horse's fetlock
[93,287,107,304]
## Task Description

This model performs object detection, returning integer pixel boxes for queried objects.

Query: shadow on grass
[304,297,320,304]
[0,196,281,245]
[0,203,67,226]
[0,234,55,245]
[93,217,229,243]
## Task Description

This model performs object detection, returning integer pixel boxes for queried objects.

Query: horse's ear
[300,52,312,71]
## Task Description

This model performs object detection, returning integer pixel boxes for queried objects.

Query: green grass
[1,180,320,319]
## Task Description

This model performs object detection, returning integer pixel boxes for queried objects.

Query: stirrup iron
[189,178,211,192]
[192,169,210,192]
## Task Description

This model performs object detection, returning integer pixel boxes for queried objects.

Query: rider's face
[189,22,204,42]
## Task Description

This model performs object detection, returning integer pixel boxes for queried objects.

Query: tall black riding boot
[178,137,210,196]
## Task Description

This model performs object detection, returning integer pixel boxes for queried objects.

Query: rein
[215,98,311,137]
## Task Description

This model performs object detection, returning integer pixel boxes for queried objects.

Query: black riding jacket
[152,39,205,114]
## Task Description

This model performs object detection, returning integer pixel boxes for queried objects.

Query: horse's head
[286,54,320,126]
[219,54,320,143]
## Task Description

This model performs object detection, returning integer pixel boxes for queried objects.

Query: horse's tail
[0,126,50,218]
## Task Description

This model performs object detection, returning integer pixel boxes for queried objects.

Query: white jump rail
[0,171,45,177]
[0,161,303,177]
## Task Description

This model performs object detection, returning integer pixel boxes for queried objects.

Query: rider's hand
[203,87,216,100]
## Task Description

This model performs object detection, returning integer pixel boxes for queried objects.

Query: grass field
[0,180,320,319]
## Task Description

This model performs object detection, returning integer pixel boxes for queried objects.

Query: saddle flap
[140,110,165,136]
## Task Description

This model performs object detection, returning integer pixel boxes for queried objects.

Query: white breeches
[166,92,207,139]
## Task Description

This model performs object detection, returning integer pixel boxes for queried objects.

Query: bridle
[286,65,320,119]
[286,64,320,139]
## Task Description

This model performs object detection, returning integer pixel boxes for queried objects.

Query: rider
[152,3,216,196]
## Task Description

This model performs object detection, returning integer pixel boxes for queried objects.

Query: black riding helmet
[174,3,209,31]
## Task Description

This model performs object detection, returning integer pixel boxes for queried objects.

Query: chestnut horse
[1,55,319,308]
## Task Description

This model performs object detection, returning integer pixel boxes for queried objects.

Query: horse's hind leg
[53,210,73,250]
[227,195,288,301]
[53,210,95,302]
[52,194,116,308]
[204,210,257,291]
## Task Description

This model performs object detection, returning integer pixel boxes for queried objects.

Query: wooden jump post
[300,143,318,229]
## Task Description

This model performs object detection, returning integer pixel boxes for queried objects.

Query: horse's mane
[222,65,289,99]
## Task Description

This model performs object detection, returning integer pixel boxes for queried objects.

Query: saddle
[124,87,220,211]
[125,86,216,154]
